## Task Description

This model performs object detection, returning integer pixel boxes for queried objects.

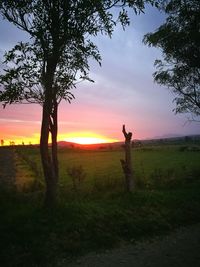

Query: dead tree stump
[120,125,134,192]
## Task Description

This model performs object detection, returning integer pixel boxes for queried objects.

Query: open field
[0,143,200,266]
[15,143,200,193]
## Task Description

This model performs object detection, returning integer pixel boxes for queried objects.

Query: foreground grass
[1,182,200,267]
[1,145,200,266]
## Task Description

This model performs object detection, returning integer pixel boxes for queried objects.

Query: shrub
[67,165,86,192]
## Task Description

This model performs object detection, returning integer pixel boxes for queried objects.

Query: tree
[0,0,159,206]
[143,0,200,117]
[120,125,134,192]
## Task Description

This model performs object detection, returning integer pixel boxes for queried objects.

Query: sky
[0,5,199,145]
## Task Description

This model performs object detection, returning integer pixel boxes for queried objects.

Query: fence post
[120,125,134,192]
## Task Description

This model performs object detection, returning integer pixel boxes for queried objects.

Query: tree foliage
[0,0,160,205]
[143,0,200,116]
[0,0,159,107]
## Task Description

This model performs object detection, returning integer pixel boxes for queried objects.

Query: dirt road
[59,223,200,267]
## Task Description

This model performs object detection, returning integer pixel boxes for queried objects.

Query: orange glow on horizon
[1,133,40,146]
[62,132,119,145]
[1,132,119,145]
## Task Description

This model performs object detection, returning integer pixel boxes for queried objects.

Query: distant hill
[5,134,199,149]
[57,140,124,150]
[141,134,200,145]
[57,134,200,150]
[152,134,184,139]
[57,141,75,147]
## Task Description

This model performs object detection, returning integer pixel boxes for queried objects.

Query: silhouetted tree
[0,0,159,206]
[1,139,4,146]
[143,0,200,117]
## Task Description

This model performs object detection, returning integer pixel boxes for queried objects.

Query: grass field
[16,144,200,193]
[1,143,200,266]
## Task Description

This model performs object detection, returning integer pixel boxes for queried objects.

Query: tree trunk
[40,57,59,207]
[51,99,58,180]
[40,98,58,207]
[120,125,134,192]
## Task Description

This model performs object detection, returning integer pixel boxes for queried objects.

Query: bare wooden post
[120,125,134,192]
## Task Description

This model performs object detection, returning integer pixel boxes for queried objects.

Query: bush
[67,165,86,192]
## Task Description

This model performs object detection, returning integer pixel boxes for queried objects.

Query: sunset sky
[0,5,199,145]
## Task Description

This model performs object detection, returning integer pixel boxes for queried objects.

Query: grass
[0,144,200,266]
[16,144,200,192]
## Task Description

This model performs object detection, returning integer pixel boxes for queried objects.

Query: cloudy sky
[0,4,199,145]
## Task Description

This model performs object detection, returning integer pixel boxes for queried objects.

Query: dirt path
[0,147,15,188]
[59,223,200,267]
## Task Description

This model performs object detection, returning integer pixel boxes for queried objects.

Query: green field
[1,144,200,266]
[16,144,200,193]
